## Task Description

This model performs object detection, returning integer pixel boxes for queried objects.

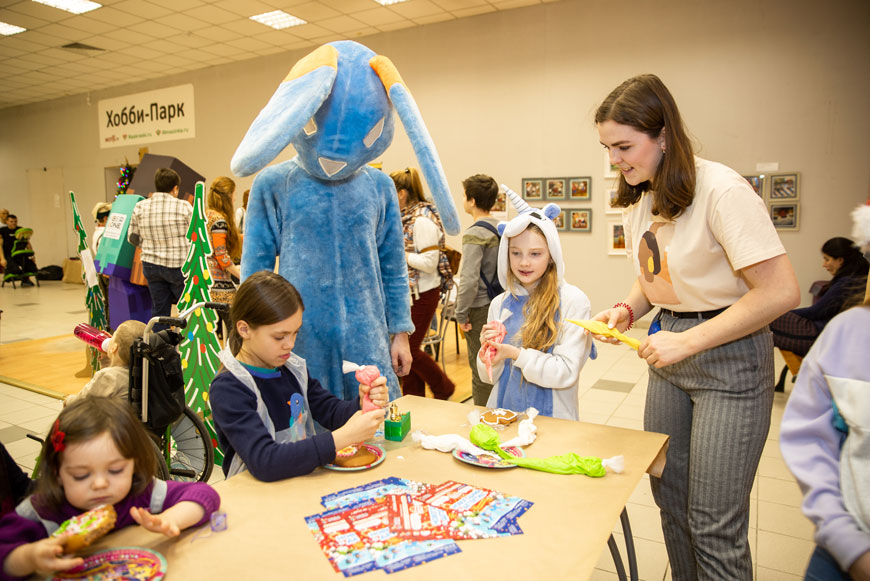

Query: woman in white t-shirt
[590,74,800,580]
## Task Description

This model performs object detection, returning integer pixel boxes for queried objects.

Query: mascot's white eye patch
[319,157,347,177]
[303,117,317,137]
[363,117,385,148]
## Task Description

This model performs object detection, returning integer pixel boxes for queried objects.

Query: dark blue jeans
[805,546,851,580]
[142,262,185,323]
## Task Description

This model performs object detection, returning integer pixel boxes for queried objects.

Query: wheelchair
[130,301,228,483]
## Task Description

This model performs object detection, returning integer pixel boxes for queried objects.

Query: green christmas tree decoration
[69,191,109,374]
[178,181,225,466]
[116,163,136,198]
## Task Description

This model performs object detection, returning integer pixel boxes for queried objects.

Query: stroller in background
[129,301,228,482]
[2,227,39,288]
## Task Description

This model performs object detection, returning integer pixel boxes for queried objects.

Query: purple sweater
[0,480,219,581]
[780,306,870,572]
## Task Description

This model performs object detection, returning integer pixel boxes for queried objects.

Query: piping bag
[469,423,624,477]
[566,319,641,350]
[484,309,512,382]
[342,361,381,412]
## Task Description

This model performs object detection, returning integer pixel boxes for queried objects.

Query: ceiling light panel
[0,21,27,35]
[250,10,306,30]
[373,0,409,5]
[33,0,102,15]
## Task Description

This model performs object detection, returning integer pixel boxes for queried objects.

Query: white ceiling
[0,0,558,110]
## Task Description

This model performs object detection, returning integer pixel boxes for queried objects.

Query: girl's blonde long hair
[505,223,561,353]
[208,176,241,262]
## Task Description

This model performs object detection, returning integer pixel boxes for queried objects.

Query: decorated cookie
[480,408,519,427]
[52,504,117,553]
[334,445,377,468]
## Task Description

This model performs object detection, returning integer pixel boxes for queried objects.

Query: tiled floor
[0,281,815,579]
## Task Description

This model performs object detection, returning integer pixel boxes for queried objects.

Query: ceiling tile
[127,19,182,37]
[15,29,60,47]
[86,7,147,28]
[14,51,65,67]
[0,8,49,28]
[111,0,173,19]
[213,0,273,17]
[80,34,127,51]
[352,7,406,26]
[101,27,154,45]
[286,22,331,40]
[322,0,378,14]
[412,12,455,24]
[317,14,367,33]
[193,24,242,41]
[5,1,73,22]
[452,5,495,17]
[217,17,265,36]
[432,0,487,9]
[285,2,341,21]
[198,42,237,57]
[1,34,48,53]
[117,44,168,60]
[62,15,117,35]
[153,12,211,31]
[390,0,444,19]
[37,23,91,42]
[171,33,213,48]
[375,20,416,32]
[225,35,271,51]
[489,0,539,7]
[255,29,304,47]
[148,0,206,10]
[183,5,240,25]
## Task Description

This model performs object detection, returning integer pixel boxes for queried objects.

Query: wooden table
[88,396,668,579]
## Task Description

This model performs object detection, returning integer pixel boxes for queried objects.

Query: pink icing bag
[355,365,381,412]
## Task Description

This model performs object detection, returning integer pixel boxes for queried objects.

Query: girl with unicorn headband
[477,186,594,421]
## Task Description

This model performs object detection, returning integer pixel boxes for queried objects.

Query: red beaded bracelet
[613,302,634,331]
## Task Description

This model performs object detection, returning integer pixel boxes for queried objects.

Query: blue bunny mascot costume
[231,41,459,401]
[479,186,594,421]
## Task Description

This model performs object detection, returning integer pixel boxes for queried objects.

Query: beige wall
[1,0,868,313]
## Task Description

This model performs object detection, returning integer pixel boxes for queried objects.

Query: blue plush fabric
[232,41,459,400]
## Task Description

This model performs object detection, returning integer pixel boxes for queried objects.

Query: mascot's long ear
[231,45,339,177]
[370,55,460,235]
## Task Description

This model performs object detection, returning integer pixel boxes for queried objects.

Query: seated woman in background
[770,236,869,357]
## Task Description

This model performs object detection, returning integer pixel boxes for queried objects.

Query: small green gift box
[384,411,411,442]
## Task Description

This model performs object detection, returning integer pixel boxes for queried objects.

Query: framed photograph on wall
[769,173,799,200]
[569,209,592,232]
[604,151,619,178]
[522,178,543,201]
[553,209,567,231]
[742,175,764,197]
[769,202,800,230]
[568,177,591,201]
[545,178,566,200]
[607,220,627,255]
[491,187,507,220]
[605,188,620,214]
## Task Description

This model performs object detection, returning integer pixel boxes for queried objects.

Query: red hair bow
[50,419,66,453]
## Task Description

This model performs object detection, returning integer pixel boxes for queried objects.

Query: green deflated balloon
[469,423,606,477]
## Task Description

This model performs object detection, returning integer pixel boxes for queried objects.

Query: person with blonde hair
[65,319,146,406]
[389,167,454,400]
[206,177,242,321]
[478,188,593,420]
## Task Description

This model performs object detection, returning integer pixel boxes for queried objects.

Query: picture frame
[769,173,799,200]
[604,151,619,178]
[491,187,507,219]
[522,178,543,201]
[568,177,591,201]
[568,209,592,232]
[545,178,566,200]
[769,202,800,230]
[553,209,567,231]
[607,220,627,255]
[605,188,620,214]
[742,175,764,197]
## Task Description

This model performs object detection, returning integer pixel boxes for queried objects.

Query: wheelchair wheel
[163,407,214,482]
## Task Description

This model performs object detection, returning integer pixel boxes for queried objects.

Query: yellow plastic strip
[566,319,641,350]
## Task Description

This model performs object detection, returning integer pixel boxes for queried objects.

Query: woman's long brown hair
[208,176,241,262]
